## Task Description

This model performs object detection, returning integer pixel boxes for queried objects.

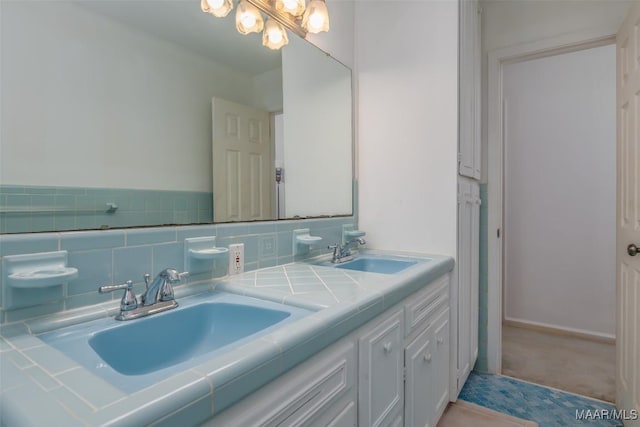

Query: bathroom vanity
[0,250,454,427]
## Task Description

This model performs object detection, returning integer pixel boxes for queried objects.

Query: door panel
[212,98,272,222]
[359,310,404,427]
[405,325,435,427]
[616,2,640,423]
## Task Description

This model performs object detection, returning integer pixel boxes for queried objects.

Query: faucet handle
[143,273,151,289]
[98,280,138,312]
[159,271,188,302]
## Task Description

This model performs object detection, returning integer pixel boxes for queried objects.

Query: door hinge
[497,228,500,238]
[457,152,462,163]
[403,367,406,382]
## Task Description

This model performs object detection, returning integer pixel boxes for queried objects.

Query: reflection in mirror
[0,0,353,233]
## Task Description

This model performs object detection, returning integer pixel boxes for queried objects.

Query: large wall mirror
[0,0,353,234]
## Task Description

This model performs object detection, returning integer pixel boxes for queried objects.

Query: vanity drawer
[262,349,355,427]
[206,338,356,427]
[404,274,449,338]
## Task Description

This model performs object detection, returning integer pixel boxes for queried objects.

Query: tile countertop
[0,250,454,427]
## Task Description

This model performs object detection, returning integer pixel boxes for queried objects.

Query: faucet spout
[141,268,188,306]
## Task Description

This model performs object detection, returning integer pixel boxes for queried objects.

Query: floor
[438,400,537,427]
[459,372,622,427]
[502,324,616,402]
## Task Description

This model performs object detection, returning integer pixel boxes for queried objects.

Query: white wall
[1,2,274,192]
[480,0,631,181]
[282,35,353,217]
[305,0,355,69]
[503,44,616,338]
[355,0,459,256]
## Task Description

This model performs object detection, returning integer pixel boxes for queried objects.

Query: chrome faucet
[141,268,187,306]
[328,237,366,264]
[98,268,188,321]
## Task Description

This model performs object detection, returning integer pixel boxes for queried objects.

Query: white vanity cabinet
[403,276,450,427]
[205,339,358,427]
[204,273,451,427]
[358,309,405,427]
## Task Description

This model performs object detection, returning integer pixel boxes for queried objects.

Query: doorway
[499,43,616,402]
[485,32,619,398]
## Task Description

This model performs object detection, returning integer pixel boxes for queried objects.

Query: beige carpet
[502,324,615,402]
[437,400,537,427]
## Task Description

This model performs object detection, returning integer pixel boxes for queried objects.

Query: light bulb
[235,0,263,35]
[269,30,283,43]
[276,0,305,17]
[284,0,300,12]
[262,18,288,50]
[206,0,224,9]
[308,12,324,30]
[241,13,256,28]
[201,0,233,18]
[302,0,329,34]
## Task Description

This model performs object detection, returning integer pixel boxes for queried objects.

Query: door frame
[486,29,617,374]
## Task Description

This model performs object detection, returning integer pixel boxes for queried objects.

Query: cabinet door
[458,0,481,179]
[325,401,356,427]
[404,324,435,427]
[470,184,480,364]
[433,309,451,422]
[359,309,404,427]
[457,180,472,390]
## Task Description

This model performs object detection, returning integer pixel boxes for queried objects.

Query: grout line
[60,384,98,412]
[310,266,340,303]
[282,266,295,295]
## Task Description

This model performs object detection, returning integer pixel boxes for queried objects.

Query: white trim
[486,28,617,374]
[504,317,616,344]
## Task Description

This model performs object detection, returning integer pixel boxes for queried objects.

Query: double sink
[39,253,423,393]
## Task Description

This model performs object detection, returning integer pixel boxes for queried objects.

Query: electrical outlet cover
[228,243,244,275]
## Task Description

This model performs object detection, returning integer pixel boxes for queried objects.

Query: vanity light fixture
[201,0,330,50]
[263,18,289,50]
[201,0,233,18]
[301,0,329,34]
[275,0,305,17]
[236,0,264,34]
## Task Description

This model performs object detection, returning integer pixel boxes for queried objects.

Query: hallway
[502,324,615,402]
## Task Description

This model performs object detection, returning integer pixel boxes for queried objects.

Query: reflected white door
[212,98,272,222]
[616,2,640,424]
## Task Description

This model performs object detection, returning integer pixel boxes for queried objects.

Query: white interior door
[212,98,272,222]
[617,2,640,423]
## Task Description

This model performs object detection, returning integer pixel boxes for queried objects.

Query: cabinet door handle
[383,342,392,353]
[437,337,444,345]
[424,353,432,363]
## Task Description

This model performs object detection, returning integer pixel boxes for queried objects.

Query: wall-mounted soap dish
[188,247,229,260]
[293,229,323,256]
[342,224,366,245]
[2,251,78,310]
[184,236,228,276]
[8,267,78,289]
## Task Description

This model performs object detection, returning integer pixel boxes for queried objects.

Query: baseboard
[503,318,616,345]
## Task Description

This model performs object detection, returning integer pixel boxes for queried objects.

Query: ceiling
[77,0,282,76]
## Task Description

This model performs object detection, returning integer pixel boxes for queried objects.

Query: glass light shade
[276,0,305,17]
[302,0,329,33]
[201,0,233,18]
[262,18,289,50]
[235,0,264,35]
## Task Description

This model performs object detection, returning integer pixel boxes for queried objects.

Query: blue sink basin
[89,302,291,376]
[40,292,311,392]
[335,257,419,274]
